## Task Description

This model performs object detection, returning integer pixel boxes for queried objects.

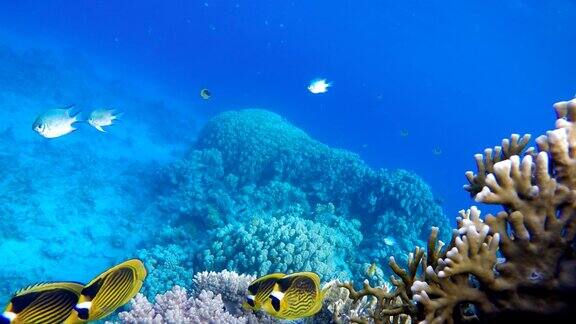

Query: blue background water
[0,0,574,312]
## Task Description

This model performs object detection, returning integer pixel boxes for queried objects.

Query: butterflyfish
[243,273,285,311]
[263,272,326,320]
[64,259,146,322]
[1,282,84,324]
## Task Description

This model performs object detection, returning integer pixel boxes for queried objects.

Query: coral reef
[0,43,198,302]
[192,270,256,315]
[137,244,194,300]
[337,99,576,323]
[117,271,275,323]
[194,109,375,212]
[200,207,362,280]
[154,108,448,286]
[117,286,261,323]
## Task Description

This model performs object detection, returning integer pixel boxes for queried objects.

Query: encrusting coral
[336,98,576,323]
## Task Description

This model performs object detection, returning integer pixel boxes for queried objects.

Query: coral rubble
[336,99,576,323]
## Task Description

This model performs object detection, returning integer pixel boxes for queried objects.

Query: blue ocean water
[0,0,575,321]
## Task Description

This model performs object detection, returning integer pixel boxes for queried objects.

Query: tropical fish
[366,262,379,278]
[64,259,146,323]
[243,273,285,311]
[1,282,84,324]
[262,272,326,320]
[200,88,211,100]
[308,79,331,94]
[32,106,81,138]
[88,109,121,132]
[383,236,397,246]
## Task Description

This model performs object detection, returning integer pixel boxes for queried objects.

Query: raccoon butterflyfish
[200,88,211,100]
[262,272,327,320]
[1,282,84,324]
[64,259,146,323]
[243,273,285,311]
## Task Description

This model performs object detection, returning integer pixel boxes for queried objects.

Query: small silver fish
[88,109,121,132]
[32,106,80,138]
[308,79,331,94]
[383,236,397,246]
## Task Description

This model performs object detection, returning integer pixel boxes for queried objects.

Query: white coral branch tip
[475,186,492,202]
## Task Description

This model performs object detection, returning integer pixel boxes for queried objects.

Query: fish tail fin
[65,105,82,123]
[113,112,124,120]
[72,112,82,123]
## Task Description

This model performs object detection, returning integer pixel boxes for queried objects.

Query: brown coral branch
[464,134,532,196]
[339,98,576,323]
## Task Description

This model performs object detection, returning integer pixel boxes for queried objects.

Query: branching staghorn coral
[333,244,426,323]
[339,98,576,323]
[463,133,532,197]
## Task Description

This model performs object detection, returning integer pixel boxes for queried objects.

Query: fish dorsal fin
[248,273,284,294]
[10,291,42,313]
[14,282,84,296]
[10,282,84,314]
[275,276,294,293]
[295,272,321,288]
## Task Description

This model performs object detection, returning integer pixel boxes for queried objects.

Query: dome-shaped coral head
[308,79,331,94]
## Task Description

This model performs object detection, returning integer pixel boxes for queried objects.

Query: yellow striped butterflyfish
[262,272,326,320]
[1,282,84,324]
[64,258,146,323]
[243,273,285,311]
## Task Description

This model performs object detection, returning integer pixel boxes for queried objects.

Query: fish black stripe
[271,296,281,312]
[276,277,294,293]
[30,291,73,321]
[22,292,61,320]
[108,269,133,302]
[256,280,276,303]
[248,281,261,294]
[10,291,43,313]
[97,270,133,313]
[98,270,131,304]
[26,292,73,322]
[105,276,132,310]
[82,278,104,300]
